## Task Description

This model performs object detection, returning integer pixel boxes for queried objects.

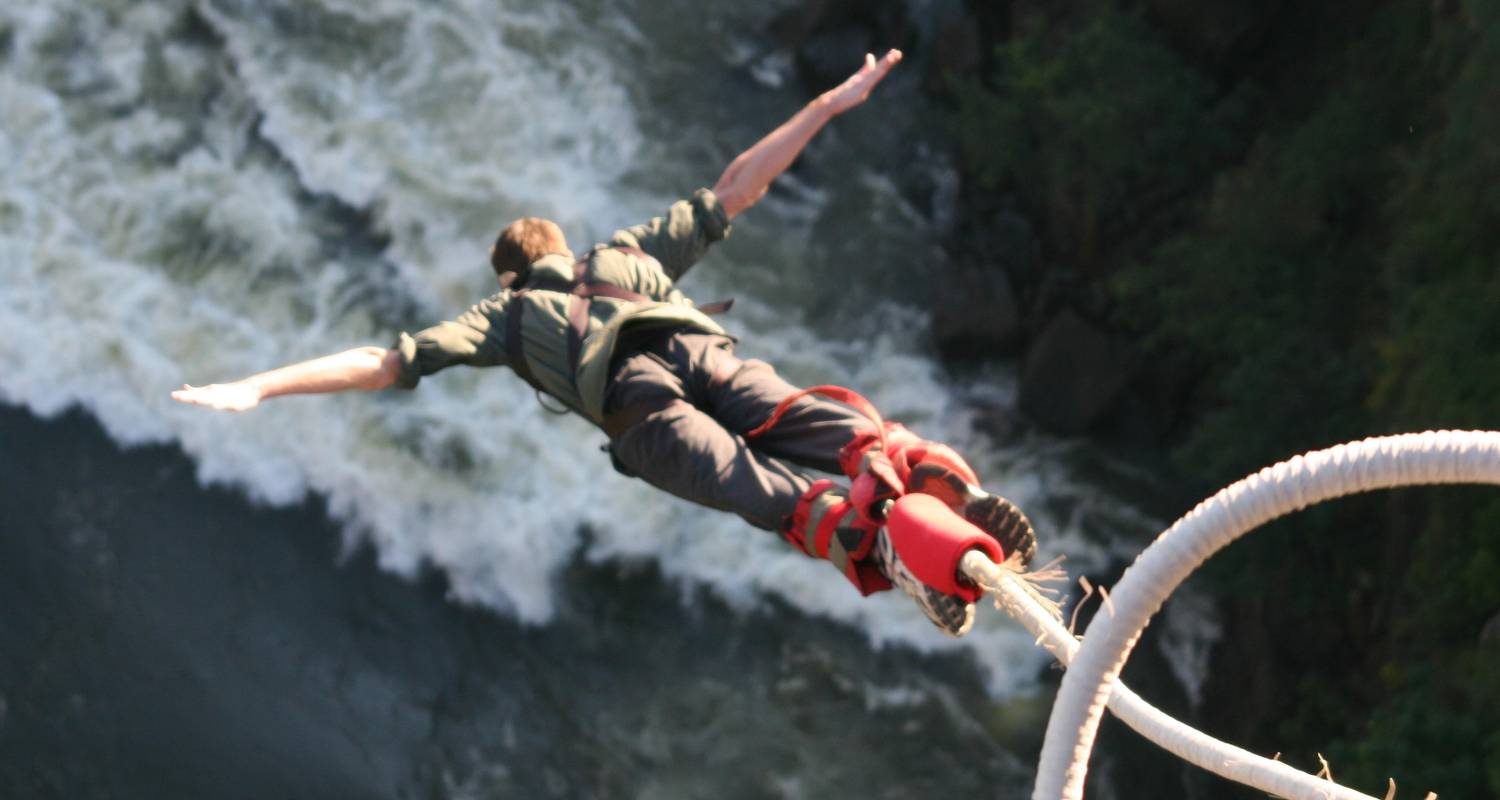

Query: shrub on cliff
[956,1,1500,795]
[952,6,1244,271]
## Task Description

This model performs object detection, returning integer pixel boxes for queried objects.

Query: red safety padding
[884,494,1003,603]
[845,559,894,596]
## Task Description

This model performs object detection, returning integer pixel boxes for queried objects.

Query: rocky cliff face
[770,1,1500,796]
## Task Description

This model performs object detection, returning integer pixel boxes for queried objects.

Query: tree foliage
[953,6,1244,269]
[954,1,1500,795]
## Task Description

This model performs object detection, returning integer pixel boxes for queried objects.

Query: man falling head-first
[174,51,1037,636]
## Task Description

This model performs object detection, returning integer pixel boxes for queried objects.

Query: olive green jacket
[393,188,732,425]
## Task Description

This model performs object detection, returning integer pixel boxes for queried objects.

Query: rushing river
[0,1,1191,797]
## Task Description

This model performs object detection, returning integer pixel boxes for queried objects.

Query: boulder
[925,5,983,92]
[1106,354,1198,447]
[1482,610,1500,646]
[1020,310,1133,434]
[768,0,835,49]
[1140,0,1276,73]
[770,0,912,90]
[770,0,901,49]
[990,210,1042,286]
[931,264,1022,359]
[950,208,1042,295]
[1008,0,1082,34]
[798,27,875,91]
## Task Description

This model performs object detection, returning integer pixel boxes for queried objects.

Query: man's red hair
[490,217,569,281]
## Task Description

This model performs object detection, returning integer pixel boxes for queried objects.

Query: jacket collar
[523,252,575,286]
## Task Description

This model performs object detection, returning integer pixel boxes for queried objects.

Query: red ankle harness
[747,385,983,594]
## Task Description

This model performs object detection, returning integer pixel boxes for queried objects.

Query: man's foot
[874,486,1037,637]
[907,462,1037,569]
[874,526,976,636]
[960,487,1037,569]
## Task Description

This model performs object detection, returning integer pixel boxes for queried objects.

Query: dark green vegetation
[950,1,1500,796]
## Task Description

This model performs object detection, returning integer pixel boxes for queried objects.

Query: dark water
[0,402,1213,799]
[0,0,1212,796]
[0,403,1073,798]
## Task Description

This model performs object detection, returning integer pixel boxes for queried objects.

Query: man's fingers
[829,49,902,112]
[860,50,900,76]
[881,51,901,77]
[859,50,900,87]
[172,385,215,407]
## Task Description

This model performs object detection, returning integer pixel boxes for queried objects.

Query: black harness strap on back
[564,259,637,366]
[503,256,639,394]
[503,247,732,415]
[504,292,544,393]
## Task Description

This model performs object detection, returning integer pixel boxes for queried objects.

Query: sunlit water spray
[0,0,1184,697]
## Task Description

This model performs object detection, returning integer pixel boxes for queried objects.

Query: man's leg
[680,336,975,500]
[611,396,813,532]
[693,339,1036,566]
[608,334,1037,635]
[605,344,814,532]
[685,340,967,507]
[693,335,1041,627]
[664,333,867,474]
[606,342,887,593]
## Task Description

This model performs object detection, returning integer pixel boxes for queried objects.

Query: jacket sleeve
[392,297,508,390]
[608,188,732,281]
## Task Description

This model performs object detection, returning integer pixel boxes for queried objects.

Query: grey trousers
[603,332,872,532]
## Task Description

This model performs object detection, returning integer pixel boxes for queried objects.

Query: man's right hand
[172,381,262,412]
[170,346,399,411]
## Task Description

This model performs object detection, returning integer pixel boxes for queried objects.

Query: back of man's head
[490,217,569,286]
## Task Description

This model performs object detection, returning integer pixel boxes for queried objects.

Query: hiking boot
[874,525,976,636]
[908,462,1037,569]
[874,488,1037,637]
[959,487,1037,569]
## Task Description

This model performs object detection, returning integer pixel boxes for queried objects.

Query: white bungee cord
[962,553,1379,800]
[968,431,1500,799]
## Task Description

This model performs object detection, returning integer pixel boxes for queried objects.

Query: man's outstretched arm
[712,49,902,220]
[172,346,403,412]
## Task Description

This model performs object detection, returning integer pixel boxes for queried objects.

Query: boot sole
[962,492,1037,568]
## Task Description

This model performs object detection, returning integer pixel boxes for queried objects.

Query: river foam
[0,0,1148,693]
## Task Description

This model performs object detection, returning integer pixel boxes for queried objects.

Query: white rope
[961,553,1378,800]
[1029,430,1500,800]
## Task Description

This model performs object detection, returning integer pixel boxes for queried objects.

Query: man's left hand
[823,49,903,115]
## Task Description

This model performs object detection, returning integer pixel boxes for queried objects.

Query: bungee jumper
[172,50,1037,636]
